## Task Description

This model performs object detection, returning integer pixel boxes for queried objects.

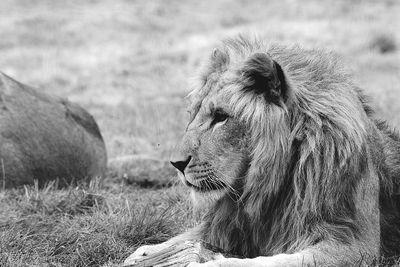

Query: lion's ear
[210,48,229,72]
[242,52,288,104]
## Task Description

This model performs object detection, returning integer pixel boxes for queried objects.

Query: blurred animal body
[125,36,400,266]
[0,73,107,188]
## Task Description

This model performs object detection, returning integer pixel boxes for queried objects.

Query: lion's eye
[212,109,229,124]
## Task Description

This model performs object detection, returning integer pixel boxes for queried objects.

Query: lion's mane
[196,37,400,259]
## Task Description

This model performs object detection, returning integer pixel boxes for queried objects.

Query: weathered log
[125,242,209,267]
[0,72,107,188]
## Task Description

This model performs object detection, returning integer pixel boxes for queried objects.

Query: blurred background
[0,0,399,266]
[1,0,399,163]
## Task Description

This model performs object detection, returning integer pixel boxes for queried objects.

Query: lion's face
[171,90,250,204]
[171,42,289,206]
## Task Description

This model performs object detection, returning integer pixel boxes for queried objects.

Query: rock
[0,72,107,188]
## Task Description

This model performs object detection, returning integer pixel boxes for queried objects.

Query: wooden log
[125,242,214,267]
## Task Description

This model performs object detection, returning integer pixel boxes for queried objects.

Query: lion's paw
[187,254,227,267]
[189,259,229,267]
[188,256,251,267]
[188,262,219,267]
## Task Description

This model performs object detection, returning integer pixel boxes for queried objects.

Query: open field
[0,0,399,266]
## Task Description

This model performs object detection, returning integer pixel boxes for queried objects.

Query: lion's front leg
[187,252,321,267]
[187,254,305,267]
[187,241,377,267]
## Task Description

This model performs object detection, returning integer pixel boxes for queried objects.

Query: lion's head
[171,36,372,257]
[171,37,290,205]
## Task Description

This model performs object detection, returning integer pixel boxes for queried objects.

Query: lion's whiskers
[207,170,243,204]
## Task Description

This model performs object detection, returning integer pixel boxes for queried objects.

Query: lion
[124,36,400,266]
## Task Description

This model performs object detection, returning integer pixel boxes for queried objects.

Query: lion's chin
[190,188,224,210]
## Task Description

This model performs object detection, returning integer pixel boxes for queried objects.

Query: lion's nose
[170,156,192,174]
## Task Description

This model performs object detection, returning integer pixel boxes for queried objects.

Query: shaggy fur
[125,36,400,267]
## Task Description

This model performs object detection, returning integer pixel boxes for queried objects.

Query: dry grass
[0,179,195,266]
[0,0,399,266]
